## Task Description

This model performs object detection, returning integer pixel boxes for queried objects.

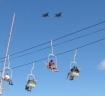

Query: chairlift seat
[2,76,10,82]
[70,71,79,77]
[27,80,36,88]
[4,79,9,82]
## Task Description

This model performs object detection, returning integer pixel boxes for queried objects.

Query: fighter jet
[42,12,49,17]
[55,12,62,17]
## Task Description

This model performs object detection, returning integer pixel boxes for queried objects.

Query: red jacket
[49,62,55,66]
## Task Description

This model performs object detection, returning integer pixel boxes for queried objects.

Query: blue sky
[0,0,105,96]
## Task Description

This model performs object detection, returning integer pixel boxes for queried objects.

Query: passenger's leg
[70,76,74,80]
[9,79,13,85]
[25,85,28,90]
[25,85,30,91]
[29,88,31,92]
[53,65,58,71]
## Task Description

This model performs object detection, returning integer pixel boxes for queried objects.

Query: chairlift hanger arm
[48,54,56,57]
[50,40,54,55]
[73,49,77,63]
[30,62,34,75]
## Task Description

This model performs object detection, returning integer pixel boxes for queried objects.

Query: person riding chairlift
[2,73,13,85]
[75,66,80,73]
[25,85,31,92]
[25,79,31,92]
[48,60,58,71]
[67,66,80,80]
[25,79,36,92]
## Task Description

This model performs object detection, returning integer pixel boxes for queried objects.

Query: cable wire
[0,41,50,60]
[0,20,105,60]
[53,20,105,41]
[0,37,105,71]
[0,28,105,63]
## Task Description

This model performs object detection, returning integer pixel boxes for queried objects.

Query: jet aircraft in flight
[55,12,62,17]
[42,12,49,17]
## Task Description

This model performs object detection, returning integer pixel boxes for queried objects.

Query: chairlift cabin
[69,49,80,79]
[70,62,80,77]
[2,67,12,82]
[45,40,58,72]
[2,55,12,82]
[26,74,36,88]
[26,62,37,91]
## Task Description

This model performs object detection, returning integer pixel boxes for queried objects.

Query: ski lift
[67,49,80,80]
[2,55,13,85]
[45,40,58,72]
[25,62,37,92]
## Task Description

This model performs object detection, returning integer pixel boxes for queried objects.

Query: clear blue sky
[0,0,105,96]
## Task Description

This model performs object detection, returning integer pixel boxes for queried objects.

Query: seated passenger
[75,66,80,73]
[48,60,58,71]
[25,79,31,92]
[28,79,36,85]
[67,71,74,80]
[25,85,31,92]
[27,79,31,83]
[71,66,80,73]
[71,66,76,72]
[2,73,13,85]
[26,79,36,92]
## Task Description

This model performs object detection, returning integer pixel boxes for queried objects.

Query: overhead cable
[1,37,105,71]
[0,28,105,63]
[0,20,105,60]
